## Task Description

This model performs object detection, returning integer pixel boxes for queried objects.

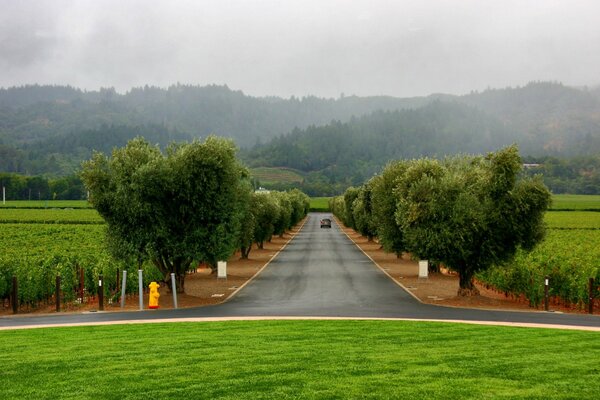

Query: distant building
[523,163,541,169]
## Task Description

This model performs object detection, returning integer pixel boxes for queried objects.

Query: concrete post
[418,260,429,279]
[218,261,227,279]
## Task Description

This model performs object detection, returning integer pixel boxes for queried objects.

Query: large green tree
[395,145,551,296]
[371,160,409,257]
[81,136,246,292]
[352,181,377,241]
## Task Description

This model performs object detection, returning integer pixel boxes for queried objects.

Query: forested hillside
[0,84,430,174]
[1,82,600,195]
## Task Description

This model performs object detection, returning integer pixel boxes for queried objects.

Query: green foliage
[394,146,551,293]
[550,194,600,210]
[352,181,377,240]
[371,161,409,256]
[309,197,331,212]
[0,173,86,200]
[250,167,304,185]
[478,230,600,307]
[251,192,280,249]
[0,223,161,306]
[0,208,103,224]
[545,211,600,229]
[343,187,360,229]
[81,136,247,290]
[329,195,346,222]
[0,200,91,208]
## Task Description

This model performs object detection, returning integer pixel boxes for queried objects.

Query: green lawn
[309,197,331,211]
[0,320,598,399]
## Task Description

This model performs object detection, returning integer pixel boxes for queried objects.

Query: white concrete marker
[218,261,227,279]
[419,260,429,279]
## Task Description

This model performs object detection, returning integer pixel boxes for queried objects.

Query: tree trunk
[240,246,251,259]
[457,270,480,297]
[257,241,264,250]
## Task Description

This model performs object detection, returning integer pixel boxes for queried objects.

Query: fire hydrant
[149,282,160,309]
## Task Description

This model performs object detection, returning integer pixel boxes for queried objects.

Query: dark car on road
[320,218,332,228]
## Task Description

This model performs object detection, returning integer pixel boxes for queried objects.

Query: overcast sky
[1,0,599,98]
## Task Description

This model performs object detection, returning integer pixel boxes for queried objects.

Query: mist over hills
[1,82,600,193]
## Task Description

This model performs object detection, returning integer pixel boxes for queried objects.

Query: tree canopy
[334,145,551,296]
[81,136,247,291]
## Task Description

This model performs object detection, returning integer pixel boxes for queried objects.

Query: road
[1,213,599,329]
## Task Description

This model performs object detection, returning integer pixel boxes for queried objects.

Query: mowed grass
[0,320,598,399]
[551,194,600,210]
[309,197,331,211]
[250,167,304,185]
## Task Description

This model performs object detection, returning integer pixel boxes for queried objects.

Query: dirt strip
[1,316,599,332]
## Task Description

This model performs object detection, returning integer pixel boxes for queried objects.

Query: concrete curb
[2,316,598,332]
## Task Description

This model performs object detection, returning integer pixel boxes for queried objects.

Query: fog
[1,0,599,98]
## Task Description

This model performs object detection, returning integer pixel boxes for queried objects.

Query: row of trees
[0,173,85,200]
[81,136,309,292]
[331,145,551,296]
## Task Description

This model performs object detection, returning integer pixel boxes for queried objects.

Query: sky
[1,0,599,98]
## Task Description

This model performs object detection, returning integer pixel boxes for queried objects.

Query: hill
[1,81,600,186]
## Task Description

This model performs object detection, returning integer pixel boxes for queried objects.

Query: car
[320,218,332,228]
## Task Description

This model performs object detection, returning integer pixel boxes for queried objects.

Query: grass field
[0,320,598,399]
[551,194,600,210]
[0,200,91,208]
[309,197,331,211]
[250,167,304,185]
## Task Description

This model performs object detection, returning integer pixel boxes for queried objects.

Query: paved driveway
[2,213,599,329]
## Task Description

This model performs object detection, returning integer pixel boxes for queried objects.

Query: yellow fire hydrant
[149,282,160,309]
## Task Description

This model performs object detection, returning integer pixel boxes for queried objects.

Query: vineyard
[0,208,103,224]
[0,205,162,312]
[477,209,600,308]
[250,167,304,185]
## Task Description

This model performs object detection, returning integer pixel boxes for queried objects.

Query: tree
[352,181,377,241]
[343,187,360,228]
[252,192,280,250]
[81,136,246,292]
[395,146,550,296]
[371,160,409,257]
[236,181,255,260]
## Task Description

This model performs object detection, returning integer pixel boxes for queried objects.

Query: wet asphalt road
[1,213,599,329]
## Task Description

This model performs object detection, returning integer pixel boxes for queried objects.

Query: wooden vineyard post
[11,275,18,314]
[98,274,104,311]
[544,276,549,312]
[56,275,61,312]
[79,266,85,303]
[589,278,593,314]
